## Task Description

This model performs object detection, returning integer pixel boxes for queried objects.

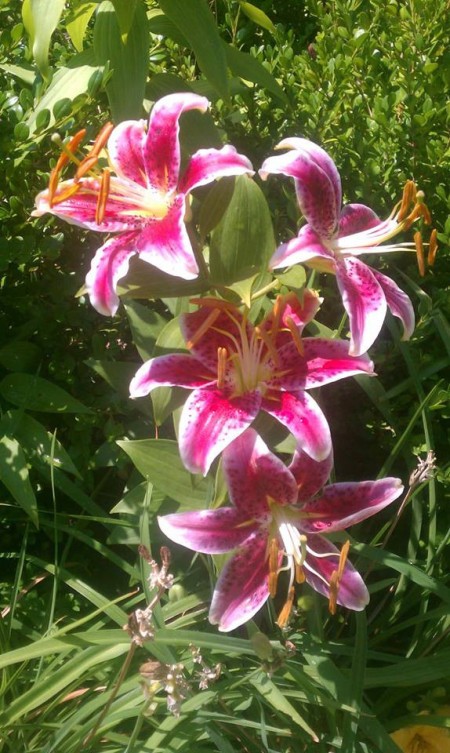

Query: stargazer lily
[158,428,403,631]
[130,290,374,475]
[33,93,253,316]
[260,138,437,356]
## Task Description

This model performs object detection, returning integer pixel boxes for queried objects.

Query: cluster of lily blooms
[34,93,437,632]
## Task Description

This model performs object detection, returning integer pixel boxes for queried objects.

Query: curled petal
[269,225,335,271]
[129,354,213,398]
[209,534,270,631]
[178,386,261,475]
[289,447,334,499]
[222,429,298,515]
[337,203,380,237]
[85,232,138,316]
[262,390,331,462]
[371,268,415,341]
[135,197,200,280]
[179,145,254,194]
[261,289,321,349]
[301,478,403,533]
[158,507,256,554]
[143,93,209,192]
[336,256,387,356]
[107,120,148,186]
[260,140,341,237]
[305,535,369,610]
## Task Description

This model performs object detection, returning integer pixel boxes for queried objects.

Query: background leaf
[22,0,65,81]
[93,0,149,121]
[0,373,92,413]
[158,0,229,100]
[0,435,38,526]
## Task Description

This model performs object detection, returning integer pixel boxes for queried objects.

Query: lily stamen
[285,316,304,355]
[397,180,416,222]
[89,121,114,158]
[328,540,350,615]
[96,168,111,225]
[50,182,81,207]
[414,231,425,277]
[254,325,280,365]
[428,229,438,266]
[75,154,99,182]
[268,538,279,597]
[276,586,295,628]
[216,347,228,390]
[186,308,221,349]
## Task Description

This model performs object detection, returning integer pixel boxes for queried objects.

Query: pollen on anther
[276,586,295,627]
[414,231,425,277]
[95,168,110,225]
[268,538,279,598]
[75,154,99,182]
[427,229,438,266]
[216,346,228,390]
[90,122,114,157]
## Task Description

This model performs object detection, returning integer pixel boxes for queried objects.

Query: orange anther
[75,154,99,181]
[216,346,228,390]
[48,166,61,205]
[295,563,306,584]
[276,586,295,628]
[50,182,81,206]
[397,180,416,222]
[268,538,279,597]
[67,128,87,153]
[95,168,110,225]
[328,540,350,615]
[427,229,438,266]
[414,231,425,277]
[90,122,114,157]
[285,316,304,356]
[186,308,221,349]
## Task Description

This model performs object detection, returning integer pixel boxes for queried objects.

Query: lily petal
[222,429,298,515]
[107,119,147,186]
[269,225,335,271]
[301,338,374,387]
[209,533,270,631]
[289,447,334,499]
[178,386,261,475]
[300,478,403,533]
[335,256,387,356]
[371,268,415,341]
[158,507,256,554]
[179,145,253,194]
[143,93,209,192]
[129,354,213,398]
[338,203,380,236]
[262,390,331,462]
[33,178,135,233]
[85,232,138,316]
[260,139,341,237]
[305,535,369,610]
[134,197,199,280]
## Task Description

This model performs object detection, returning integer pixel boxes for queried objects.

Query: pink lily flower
[130,290,374,475]
[260,138,436,355]
[159,428,404,631]
[33,93,254,316]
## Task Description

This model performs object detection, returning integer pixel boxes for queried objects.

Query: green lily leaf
[117,438,210,506]
[0,435,38,527]
[210,175,275,285]
[22,0,65,81]
[158,0,229,100]
[0,374,92,414]
[94,0,149,121]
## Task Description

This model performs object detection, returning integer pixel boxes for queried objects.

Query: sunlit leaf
[0,373,92,413]
[239,1,276,34]
[210,175,275,284]
[0,436,38,526]
[158,0,229,99]
[117,438,210,506]
[94,0,149,121]
[66,0,98,52]
[22,0,65,81]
